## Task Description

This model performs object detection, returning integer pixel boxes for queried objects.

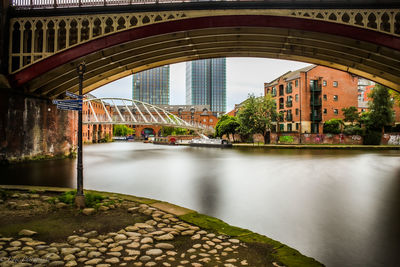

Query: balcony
[310,99,322,106]
[286,101,293,108]
[279,103,284,109]
[311,114,322,121]
[310,84,322,92]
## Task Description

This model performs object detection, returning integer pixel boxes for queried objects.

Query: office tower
[132,66,170,105]
[186,58,226,114]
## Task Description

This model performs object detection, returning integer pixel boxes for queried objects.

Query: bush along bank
[0,187,324,266]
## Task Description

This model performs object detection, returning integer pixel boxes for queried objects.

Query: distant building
[186,58,226,114]
[132,66,170,105]
[357,77,375,112]
[264,65,359,133]
[82,94,113,143]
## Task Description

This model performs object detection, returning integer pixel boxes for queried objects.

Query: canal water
[2,142,400,266]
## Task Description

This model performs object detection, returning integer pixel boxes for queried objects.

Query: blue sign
[53,99,83,111]
[66,91,82,99]
[52,99,82,105]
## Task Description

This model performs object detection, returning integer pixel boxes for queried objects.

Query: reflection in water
[1,142,400,267]
[193,150,220,215]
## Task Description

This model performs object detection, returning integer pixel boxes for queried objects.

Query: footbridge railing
[83,97,214,132]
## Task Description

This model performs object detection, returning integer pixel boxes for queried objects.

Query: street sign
[66,91,82,99]
[53,99,82,111]
[52,99,82,105]
[56,105,82,111]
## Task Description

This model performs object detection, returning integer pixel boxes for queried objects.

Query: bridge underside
[10,15,400,97]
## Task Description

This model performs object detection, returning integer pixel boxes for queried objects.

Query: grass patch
[57,190,105,208]
[179,212,252,237]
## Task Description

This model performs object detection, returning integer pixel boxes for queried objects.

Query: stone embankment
[0,191,255,267]
[0,187,323,267]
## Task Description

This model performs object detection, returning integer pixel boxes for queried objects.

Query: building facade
[132,66,170,105]
[82,94,113,143]
[186,58,226,114]
[265,65,359,133]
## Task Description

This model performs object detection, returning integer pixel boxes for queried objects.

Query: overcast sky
[92,58,311,112]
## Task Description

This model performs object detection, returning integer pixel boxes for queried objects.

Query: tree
[363,84,394,144]
[368,84,394,130]
[389,89,400,107]
[113,125,134,136]
[237,94,278,144]
[323,119,344,134]
[341,106,359,125]
[215,115,240,140]
[161,126,189,136]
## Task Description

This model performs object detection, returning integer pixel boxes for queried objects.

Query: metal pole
[75,62,86,208]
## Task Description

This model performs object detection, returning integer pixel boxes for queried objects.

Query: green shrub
[57,190,105,208]
[343,125,363,135]
[323,119,344,134]
[363,130,382,145]
[58,191,76,205]
[85,192,105,208]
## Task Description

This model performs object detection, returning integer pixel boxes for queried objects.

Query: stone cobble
[0,193,251,267]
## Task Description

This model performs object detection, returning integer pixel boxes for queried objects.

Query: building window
[323,108,327,114]
[334,109,339,115]
[287,123,292,132]
[295,94,299,102]
[272,87,277,96]
[333,95,338,101]
[295,80,299,87]
[296,123,299,130]
[286,96,293,107]
[323,94,327,101]
[210,119,213,122]
[286,82,293,93]
[333,81,338,87]
[323,80,327,86]
[279,98,284,109]
[279,85,284,96]
[295,108,299,115]
[279,124,284,131]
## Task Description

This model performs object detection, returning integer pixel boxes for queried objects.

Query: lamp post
[75,62,86,208]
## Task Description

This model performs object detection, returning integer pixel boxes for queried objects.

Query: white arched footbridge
[83,97,214,132]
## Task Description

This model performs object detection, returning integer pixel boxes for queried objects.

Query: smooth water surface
[2,142,400,266]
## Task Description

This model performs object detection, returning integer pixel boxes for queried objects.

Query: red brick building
[82,95,113,143]
[264,65,359,133]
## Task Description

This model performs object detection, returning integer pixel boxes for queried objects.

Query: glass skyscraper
[132,66,170,105]
[186,58,226,113]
